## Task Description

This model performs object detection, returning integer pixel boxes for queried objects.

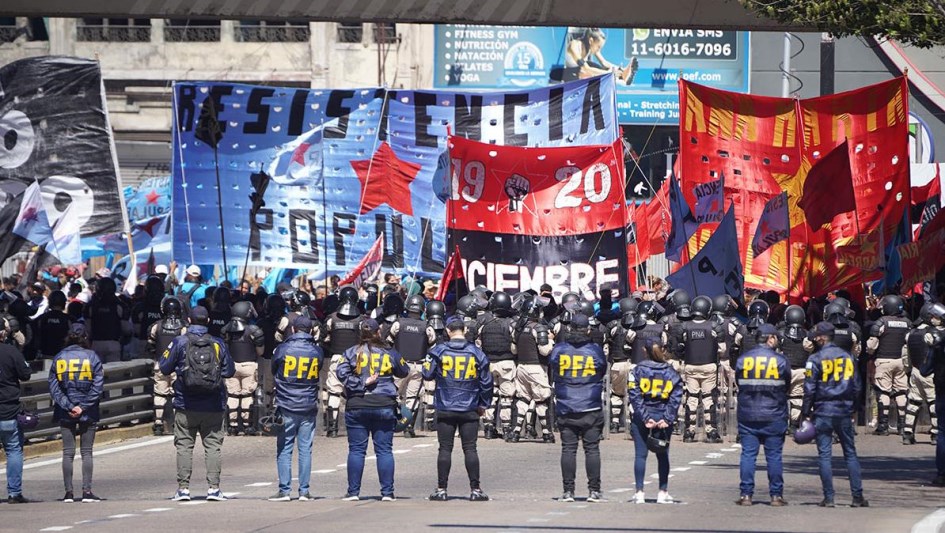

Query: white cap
[154,265,169,275]
[185,265,201,277]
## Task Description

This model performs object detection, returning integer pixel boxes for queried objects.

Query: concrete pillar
[221,20,235,43]
[309,22,331,88]
[47,18,75,56]
[151,18,164,44]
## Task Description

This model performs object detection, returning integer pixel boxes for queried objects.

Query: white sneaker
[207,488,228,501]
[657,491,674,504]
[342,493,360,501]
[633,491,645,504]
[171,489,191,501]
[381,495,397,502]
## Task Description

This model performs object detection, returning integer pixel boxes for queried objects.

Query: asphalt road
[2,425,943,533]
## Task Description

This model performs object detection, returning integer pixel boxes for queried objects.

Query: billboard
[434,26,750,125]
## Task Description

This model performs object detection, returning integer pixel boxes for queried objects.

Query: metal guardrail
[19,359,154,442]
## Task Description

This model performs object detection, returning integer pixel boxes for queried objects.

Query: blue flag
[665,176,698,262]
[750,192,790,257]
[666,205,743,301]
[693,173,725,224]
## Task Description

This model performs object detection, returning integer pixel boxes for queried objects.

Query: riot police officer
[711,295,738,403]
[386,295,436,437]
[732,300,769,364]
[476,291,518,440]
[222,301,265,435]
[579,300,606,346]
[779,305,812,431]
[208,287,232,338]
[919,303,945,486]
[146,297,187,435]
[456,294,486,344]
[34,291,71,361]
[866,295,912,435]
[511,297,554,443]
[131,276,165,358]
[659,289,692,362]
[322,286,363,437]
[679,296,725,443]
[424,299,448,430]
[256,293,286,420]
[605,298,637,433]
[277,291,323,343]
[824,302,861,358]
[902,303,938,445]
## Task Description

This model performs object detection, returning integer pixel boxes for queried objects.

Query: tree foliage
[740,0,945,48]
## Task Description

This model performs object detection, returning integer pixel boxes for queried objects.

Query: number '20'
[554,163,611,208]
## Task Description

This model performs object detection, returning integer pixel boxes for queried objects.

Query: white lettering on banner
[462,259,619,300]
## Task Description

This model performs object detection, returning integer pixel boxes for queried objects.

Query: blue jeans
[630,418,670,491]
[738,419,786,498]
[814,416,863,500]
[345,407,396,497]
[936,397,944,477]
[276,410,317,494]
[0,419,24,497]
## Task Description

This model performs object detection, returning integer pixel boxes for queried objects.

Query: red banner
[337,233,384,288]
[678,77,910,299]
[435,245,463,301]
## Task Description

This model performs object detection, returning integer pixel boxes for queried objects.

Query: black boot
[484,424,498,440]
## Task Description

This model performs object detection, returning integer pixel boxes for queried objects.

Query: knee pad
[327,393,343,409]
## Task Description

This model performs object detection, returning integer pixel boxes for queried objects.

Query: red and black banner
[446,136,628,299]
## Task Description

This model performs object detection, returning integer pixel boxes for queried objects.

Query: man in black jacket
[0,333,33,503]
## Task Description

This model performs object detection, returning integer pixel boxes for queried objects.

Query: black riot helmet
[928,302,945,322]
[748,299,769,320]
[265,293,287,319]
[618,297,637,321]
[231,300,257,321]
[578,300,599,326]
[426,300,446,330]
[337,286,361,318]
[382,293,405,321]
[291,290,311,311]
[364,284,380,311]
[161,297,183,319]
[880,294,905,317]
[489,291,513,317]
[670,289,691,316]
[824,302,847,326]
[832,296,855,319]
[785,305,805,326]
[560,292,582,310]
[637,300,660,322]
[212,285,231,309]
[919,302,933,324]
[523,296,548,320]
[691,296,712,319]
[405,294,425,316]
[712,295,731,317]
[456,294,482,319]
[145,276,165,303]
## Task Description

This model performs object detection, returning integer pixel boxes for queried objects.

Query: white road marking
[671,467,691,472]
[143,508,172,512]
[570,504,588,508]
[179,501,207,506]
[336,463,348,468]
[223,492,240,497]
[9,437,174,474]
[367,455,377,461]
[393,450,411,454]
[245,482,273,487]
[609,488,633,493]
[912,509,945,533]
[312,469,337,474]
[107,514,139,519]
[733,443,742,448]
[546,511,570,516]
[689,461,708,465]
[412,444,433,448]
[40,528,73,532]
[527,518,550,523]
[705,453,724,459]
[720,448,737,452]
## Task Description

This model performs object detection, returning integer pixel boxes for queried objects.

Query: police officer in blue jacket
[801,321,869,508]
[268,315,324,502]
[548,313,608,503]
[627,336,683,505]
[423,316,493,502]
[159,306,236,502]
[336,318,409,501]
[734,324,791,507]
[48,323,105,503]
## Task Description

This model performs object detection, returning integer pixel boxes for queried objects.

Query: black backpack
[180,333,223,394]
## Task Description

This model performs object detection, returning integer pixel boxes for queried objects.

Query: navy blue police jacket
[158,324,236,412]
[422,338,493,413]
[802,343,861,418]
[627,360,684,425]
[548,334,607,415]
[48,345,105,423]
[735,345,791,423]
[271,332,324,414]
[336,342,409,409]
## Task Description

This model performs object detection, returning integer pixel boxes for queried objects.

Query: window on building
[337,22,363,44]
[235,20,309,42]
[373,23,397,44]
[0,17,48,43]
[77,18,151,42]
[164,19,220,42]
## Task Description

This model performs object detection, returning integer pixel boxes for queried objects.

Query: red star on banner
[145,190,160,205]
[292,142,310,166]
[20,207,38,223]
[351,141,420,216]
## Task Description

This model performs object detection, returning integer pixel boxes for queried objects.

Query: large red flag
[797,140,856,229]
[435,245,464,302]
[899,209,945,289]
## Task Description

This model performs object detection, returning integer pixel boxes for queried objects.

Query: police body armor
[737,325,761,361]
[589,325,606,347]
[208,308,231,337]
[285,310,321,342]
[155,319,183,354]
[225,321,258,364]
[681,321,717,366]
[90,302,121,341]
[328,314,362,356]
[906,328,930,369]
[780,326,809,369]
[393,317,429,362]
[832,325,856,354]
[463,317,478,343]
[660,314,685,359]
[631,323,665,365]
[480,317,514,361]
[139,305,163,340]
[875,316,912,360]
[516,322,542,365]
[607,323,631,363]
